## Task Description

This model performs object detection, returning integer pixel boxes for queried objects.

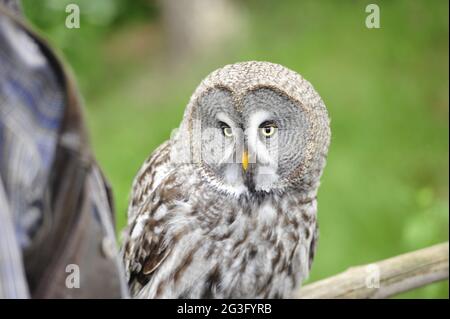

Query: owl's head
[173,61,330,196]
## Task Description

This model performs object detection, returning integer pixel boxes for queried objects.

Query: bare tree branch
[296,241,449,299]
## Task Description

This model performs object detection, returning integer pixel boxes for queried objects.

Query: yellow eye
[260,124,277,137]
[223,126,233,137]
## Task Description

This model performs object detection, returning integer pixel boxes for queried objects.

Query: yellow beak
[242,151,249,171]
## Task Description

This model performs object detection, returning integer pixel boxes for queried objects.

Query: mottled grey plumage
[122,61,330,298]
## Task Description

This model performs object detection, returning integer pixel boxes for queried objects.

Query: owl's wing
[123,201,172,295]
[124,171,190,295]
[127,140,172,222]
[123,140,181,294]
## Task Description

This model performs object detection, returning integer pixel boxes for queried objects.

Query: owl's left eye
[259,121,277,138]
[219,122,233,137]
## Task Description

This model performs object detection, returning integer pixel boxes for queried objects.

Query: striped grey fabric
[0,9,64,298]
[0,4,128,298]
[0,10,65,249]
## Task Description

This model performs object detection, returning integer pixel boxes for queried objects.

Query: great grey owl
[122,61,330,298]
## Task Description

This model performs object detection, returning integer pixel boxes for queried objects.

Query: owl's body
[122,62,330,298]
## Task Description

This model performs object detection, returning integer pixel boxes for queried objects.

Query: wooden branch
[296,242,449,299]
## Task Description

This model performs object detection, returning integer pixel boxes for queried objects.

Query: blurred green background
[22,0,448,298]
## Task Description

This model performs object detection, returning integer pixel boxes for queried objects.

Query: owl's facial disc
[196,87,308,195]
[202,110,283,194]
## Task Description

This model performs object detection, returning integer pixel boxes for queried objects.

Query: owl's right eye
[219,122,233,137]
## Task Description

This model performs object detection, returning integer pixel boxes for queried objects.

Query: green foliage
[22,0,448,298]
